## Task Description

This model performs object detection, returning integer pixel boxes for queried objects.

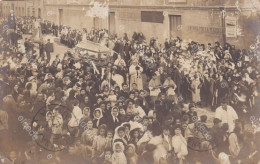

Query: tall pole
[25,0,27,17]
[220,7,226,47]
[107,0,109,34]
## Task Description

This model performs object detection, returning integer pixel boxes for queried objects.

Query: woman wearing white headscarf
[113,126,128,147]
[92,108,105,129]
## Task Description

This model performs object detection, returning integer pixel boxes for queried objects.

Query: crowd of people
[13,17,58,36]
[60,26,83,48]
[59,27,110,48]
[0,15,260,164]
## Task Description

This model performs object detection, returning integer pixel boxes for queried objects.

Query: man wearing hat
[210,118,223,147]
[215,99,238,132]
[187,103,198,123]
[45,39,54,63]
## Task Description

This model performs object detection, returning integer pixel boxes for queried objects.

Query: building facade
[1,0,43,18]
[1,0,260,48]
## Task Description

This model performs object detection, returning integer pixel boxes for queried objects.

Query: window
[168,0,187,3]
[32,8,35,17]
[141,11,164,23]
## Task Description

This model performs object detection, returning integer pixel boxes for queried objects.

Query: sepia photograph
[0,0,260,163]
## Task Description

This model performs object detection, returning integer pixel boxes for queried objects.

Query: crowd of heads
[0,16,260,164]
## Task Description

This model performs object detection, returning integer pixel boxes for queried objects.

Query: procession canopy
[74,39,114,67]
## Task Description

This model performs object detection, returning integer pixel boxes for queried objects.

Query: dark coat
[45,42,54,53]
[105,115,121,131]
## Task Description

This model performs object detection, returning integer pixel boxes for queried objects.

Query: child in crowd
[112,142,127,164]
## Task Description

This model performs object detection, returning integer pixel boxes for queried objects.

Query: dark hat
[189,103,196,109]
[213,118,222,124]
[200,115,208,122]
[221,98,229,104]
[152,72,157,77]
[173,125,182,131]
[162,125,170,131]
[117,126,125,133]
[143,116,149,120]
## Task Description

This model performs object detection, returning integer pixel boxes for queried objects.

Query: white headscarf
[113,141,125,152]
[113,126,126,144]
[93,108,103,127]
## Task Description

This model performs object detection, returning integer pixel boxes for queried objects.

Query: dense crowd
[14,17,58,35]
[60,26,82,48]
[0,16,260,164]
[59,27,110,48]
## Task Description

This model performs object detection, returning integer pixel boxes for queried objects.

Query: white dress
[129,64,143,90]
[149,136,168,164]
[191,78,201,103]
[31,21,42,42]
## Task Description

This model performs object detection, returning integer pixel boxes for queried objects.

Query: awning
[73,40,117,68]
[76,40,112,53]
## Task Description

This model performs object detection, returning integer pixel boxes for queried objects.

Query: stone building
[1,0,43,18]
[1,0,260,48]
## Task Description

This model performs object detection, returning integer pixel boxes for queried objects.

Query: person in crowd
[191,73,202,105]
[215,99,238,132]
[228,125,241,159]
[44,38,54,64]
[92,124,107,163]
[113,126,128,147]
[126,144,139,164]
[172,125,188,163]
[106,107,121,130]
[163,75,177,104]
[129,128,140,147]
[103,148,113,164]
[92,108,106,129]
[81,119,97,158]
[0,108,8,131]
[129,61,143,90]
[112,141,127,164]
[50,108,64,148]
[68,99,83,137]
[149,73,161,103]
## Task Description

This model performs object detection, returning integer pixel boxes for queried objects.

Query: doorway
[169,15,182,38]
[109,12,116,35]
[38,8,41,18]
[27,8,30,17]
[58,9,63,26]
[93,17,99,29]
